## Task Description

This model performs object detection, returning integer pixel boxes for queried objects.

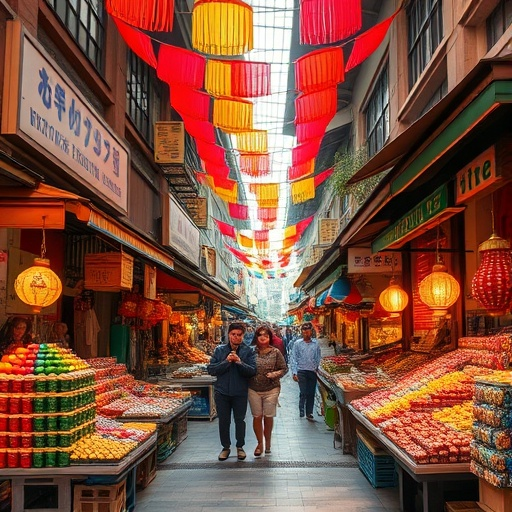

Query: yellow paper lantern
[379,278,408,313]
[418,264,460,317]
[14,258,62,314]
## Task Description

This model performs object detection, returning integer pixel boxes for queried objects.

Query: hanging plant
[329,145,383,206]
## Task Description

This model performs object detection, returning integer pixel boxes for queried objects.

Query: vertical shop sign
[1,23,129,213]
[166,195,200,266]
[144,264,157,299]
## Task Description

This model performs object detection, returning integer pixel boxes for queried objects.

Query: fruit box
[73,480,126,512]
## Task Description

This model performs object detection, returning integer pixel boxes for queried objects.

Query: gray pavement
[135,338,401,511]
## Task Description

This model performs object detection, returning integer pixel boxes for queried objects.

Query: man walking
[290,322,321,420]
[207,322,257,460]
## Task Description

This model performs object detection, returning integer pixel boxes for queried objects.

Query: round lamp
[471,233,512,316]
[379,278,409,313]
[14,258,62,314]
[418,263,460,317]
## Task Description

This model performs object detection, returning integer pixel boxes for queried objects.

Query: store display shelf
[116,401,192,424]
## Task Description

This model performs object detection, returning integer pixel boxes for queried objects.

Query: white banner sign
[168,195,200,266]
[348,247,402,274]
[18,36,129,212]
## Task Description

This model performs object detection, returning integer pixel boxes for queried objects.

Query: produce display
[471,372,512,487]
[167,333,210,364]
[351,346,505,465]
[169,364,209,378]
[320,355,352,374]
[331,368,392,392]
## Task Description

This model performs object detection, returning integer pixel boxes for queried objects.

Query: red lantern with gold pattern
[471,234,512,317]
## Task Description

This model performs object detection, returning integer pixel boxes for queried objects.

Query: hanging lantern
[471,233,512,317]
[14,258,62,314]
[379,278,409,313]
[418,263,460,317]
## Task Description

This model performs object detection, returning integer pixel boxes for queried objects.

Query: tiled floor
[135,341,401,511]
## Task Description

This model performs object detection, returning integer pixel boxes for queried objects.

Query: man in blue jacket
[207,322,257,461]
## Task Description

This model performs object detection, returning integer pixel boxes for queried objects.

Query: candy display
[471,372,512,487]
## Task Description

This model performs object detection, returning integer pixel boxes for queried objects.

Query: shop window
[365,63,389,158]
[127,50,161,146]
[45,0,104,72]
[407,0,443,89]
[420,77,447,116]
[487,0,512,50]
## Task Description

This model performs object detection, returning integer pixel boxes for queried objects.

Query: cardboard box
[478,478,512,512]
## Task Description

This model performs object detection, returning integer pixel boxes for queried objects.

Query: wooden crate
[73,480,126,512]
[446,502,485,512]
[478,478,512,512]
[136,449,157,491]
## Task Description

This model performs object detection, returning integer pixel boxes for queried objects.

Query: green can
[57,450,70,467]
[47,379,58,393]
[46,416,58,432]
[58,415,71,431]
[32,450,44,468]
[34,379,47,393]
[46,396,58,413]
[58,433,71,448]
[59,378,71,392]
[59,396,72,412]
[33,433,46,448]
[45,451,56,467]
[46,434,57,447]
[33,417,46,432]
[33,397,46,414]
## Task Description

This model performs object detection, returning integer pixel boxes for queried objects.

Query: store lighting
[379,277,408,313]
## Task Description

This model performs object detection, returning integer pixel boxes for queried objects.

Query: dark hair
[0,316,33,352]
[228,322,246,334]
[251,325,274,345]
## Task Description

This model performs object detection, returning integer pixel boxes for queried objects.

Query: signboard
[154,122,185,164]
[2,24,129,213]
[319,219,339,245]
[455,146,501,204]
[84,252,133,291]
[183,197,208,228]
[348,248,402,274]
[144,264,157,299]
[167,195,200,266]
[203,246,217,277]
[372,185,449,253]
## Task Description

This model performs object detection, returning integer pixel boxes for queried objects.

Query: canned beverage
[35,379,47,393]
[7,450,19,468]
[59,396,72,412]
[32,450,44,468]
[47,379,58,393]
[0,379,9,393]
[58,433,71,447]
[57,450,70,467]
[58,415,71,431]
[8,397,21,414]
[0,397,8,414]
[21,416,33,432]
[11,379,23,393]
[46,416,58,432]
[46,434,57,447]
[46,396,58,413]
[0,435,7,448]
[0,417,7,431]
[59,378,71,393]
[8,416,20,432]
[33,417,46,432]
[20,449,32,468]
[21,435,33,448]
[21,397,33,414]
[45,451,56,467]
[33,397,46,413]
[33,433,46,448]
[0,450,6,468]
[23,377,35,393]
[7,435,19,448]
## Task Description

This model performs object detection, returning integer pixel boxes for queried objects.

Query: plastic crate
[73,480,126,512]
[356,431,397,488]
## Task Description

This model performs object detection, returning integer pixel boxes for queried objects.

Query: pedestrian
[207,322,257,461]
[290,321,321,420]
[248,325,287,457]
[0,316,33,354]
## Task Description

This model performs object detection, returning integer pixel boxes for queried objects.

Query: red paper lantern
[471,233,512,316]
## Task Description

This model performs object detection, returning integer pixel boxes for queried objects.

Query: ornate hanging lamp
[471,200,512,316]
[418,224,460,317]
[378,254,408,313]
[379,277,409,313]
[14,217,62,314]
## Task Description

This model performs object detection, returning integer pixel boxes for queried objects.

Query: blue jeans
[297,370,317,416]
[214,391,248,449]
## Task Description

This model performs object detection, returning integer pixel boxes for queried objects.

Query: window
[365,64,389,158]
[420,78,447,116]
[407,0,443,88]
[46,0,104,72]
[487,0,512,50]
[127,50,160,145]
